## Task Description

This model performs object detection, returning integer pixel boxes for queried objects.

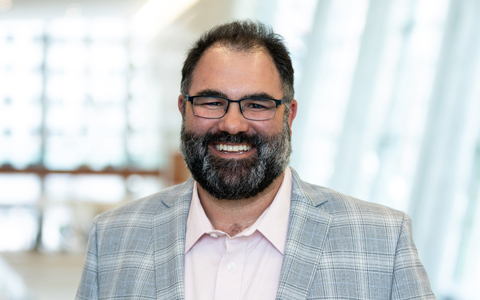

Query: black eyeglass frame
[185,94,286,121]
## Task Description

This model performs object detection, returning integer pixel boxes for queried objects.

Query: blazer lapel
[153,179,194,300]
[150,171,331,300]
[276,170,333,300]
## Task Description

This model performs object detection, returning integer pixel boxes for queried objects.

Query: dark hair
[181,20,294,103]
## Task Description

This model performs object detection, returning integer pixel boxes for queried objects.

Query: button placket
[213,237,247,300]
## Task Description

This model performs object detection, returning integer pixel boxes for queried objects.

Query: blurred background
[0,0,479,299]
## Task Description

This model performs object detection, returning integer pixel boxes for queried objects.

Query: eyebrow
[195,89,228,98]
[194,89,278,100]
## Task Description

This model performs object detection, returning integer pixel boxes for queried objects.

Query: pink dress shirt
[184,167,292,300]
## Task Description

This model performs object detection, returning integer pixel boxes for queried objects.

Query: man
[77,21,435,300]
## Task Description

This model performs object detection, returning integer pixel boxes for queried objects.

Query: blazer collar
[153,177,194,300]
[276,168,333,300]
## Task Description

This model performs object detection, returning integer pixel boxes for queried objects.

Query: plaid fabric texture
[76,169,435,300]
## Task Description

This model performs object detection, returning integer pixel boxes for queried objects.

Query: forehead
[189,45,283,98]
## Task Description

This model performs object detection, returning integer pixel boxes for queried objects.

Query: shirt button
[227,263,235,271]
[210,233,218,238]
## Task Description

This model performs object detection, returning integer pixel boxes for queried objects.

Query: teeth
[214,144,252,153]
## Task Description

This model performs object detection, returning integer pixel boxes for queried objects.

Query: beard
[180,119,292,200]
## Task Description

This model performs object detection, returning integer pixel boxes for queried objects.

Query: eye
[202,101,223,106]
[246,102,267,109]
[194,96,227,108]
[242,99,275,110]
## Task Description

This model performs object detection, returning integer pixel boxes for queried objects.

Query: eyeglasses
[186,94,285,121]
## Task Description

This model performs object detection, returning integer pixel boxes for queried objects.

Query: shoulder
[291,168,407,226]
[93,178,194,228]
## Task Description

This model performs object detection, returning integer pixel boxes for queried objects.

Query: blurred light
[99,106,126,131]
[89,43,128,72]
[48,18,87,40]
[44,136,84,170]
[90,18,127,40]
[46,74,86,102]
[47,43,87,71]
[0,208,38,251]
[130,73,148,96]
[127,175,164,200]
[0,256,29,299]
[132,0,200,41]
[362,152,380,177]
[128,103,148,130]
[128,133,147,157]
[274,0,318,53]
[0,40,43,69]
[89,73,127,101]
[388,176,408,209]
[42,205,75,251]
[85,136,126,169]
[126,174,144,193]
[65,3,82,18]
[0,174,41,204]
[84,105,125,134]
[44,174,74,202]
[46,103,84,133]
[7,134,42,169]
[9,72,43,99]
[131,45,148,67]
[0,0,12,12]
[73,175,125,203]
[0,20,44,41]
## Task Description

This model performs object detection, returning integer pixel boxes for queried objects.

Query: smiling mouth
[214,143,253,154]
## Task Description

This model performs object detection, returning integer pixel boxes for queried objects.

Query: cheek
[249,121,283,136]
[264,114,285,132]
[184,115,218,133]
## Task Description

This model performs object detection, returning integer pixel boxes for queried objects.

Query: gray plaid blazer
[76,169,435,299]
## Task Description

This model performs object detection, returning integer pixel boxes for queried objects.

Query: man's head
[181,20,295,106]
[178,20,297,200]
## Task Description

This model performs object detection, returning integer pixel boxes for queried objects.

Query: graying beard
[180,116,291,200]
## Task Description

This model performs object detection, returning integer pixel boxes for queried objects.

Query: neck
[197,172,285,237]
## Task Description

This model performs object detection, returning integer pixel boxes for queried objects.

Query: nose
[217,102,249,135]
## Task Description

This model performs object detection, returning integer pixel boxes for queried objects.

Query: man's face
[179,45,297,200]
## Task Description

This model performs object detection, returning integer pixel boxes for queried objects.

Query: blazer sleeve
[76,219,99,300]
[391,214,436,299]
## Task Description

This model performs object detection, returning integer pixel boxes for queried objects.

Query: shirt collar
[185,181,214,254]
[185,167,292,255]
[256,166,291,254]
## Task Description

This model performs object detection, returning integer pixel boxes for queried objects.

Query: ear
[178,94,184,115]
[287,99,298,133]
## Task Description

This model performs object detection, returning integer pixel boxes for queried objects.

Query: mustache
[186,131,268,149]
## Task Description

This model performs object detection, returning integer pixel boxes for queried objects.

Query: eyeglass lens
[192,96,277,120]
